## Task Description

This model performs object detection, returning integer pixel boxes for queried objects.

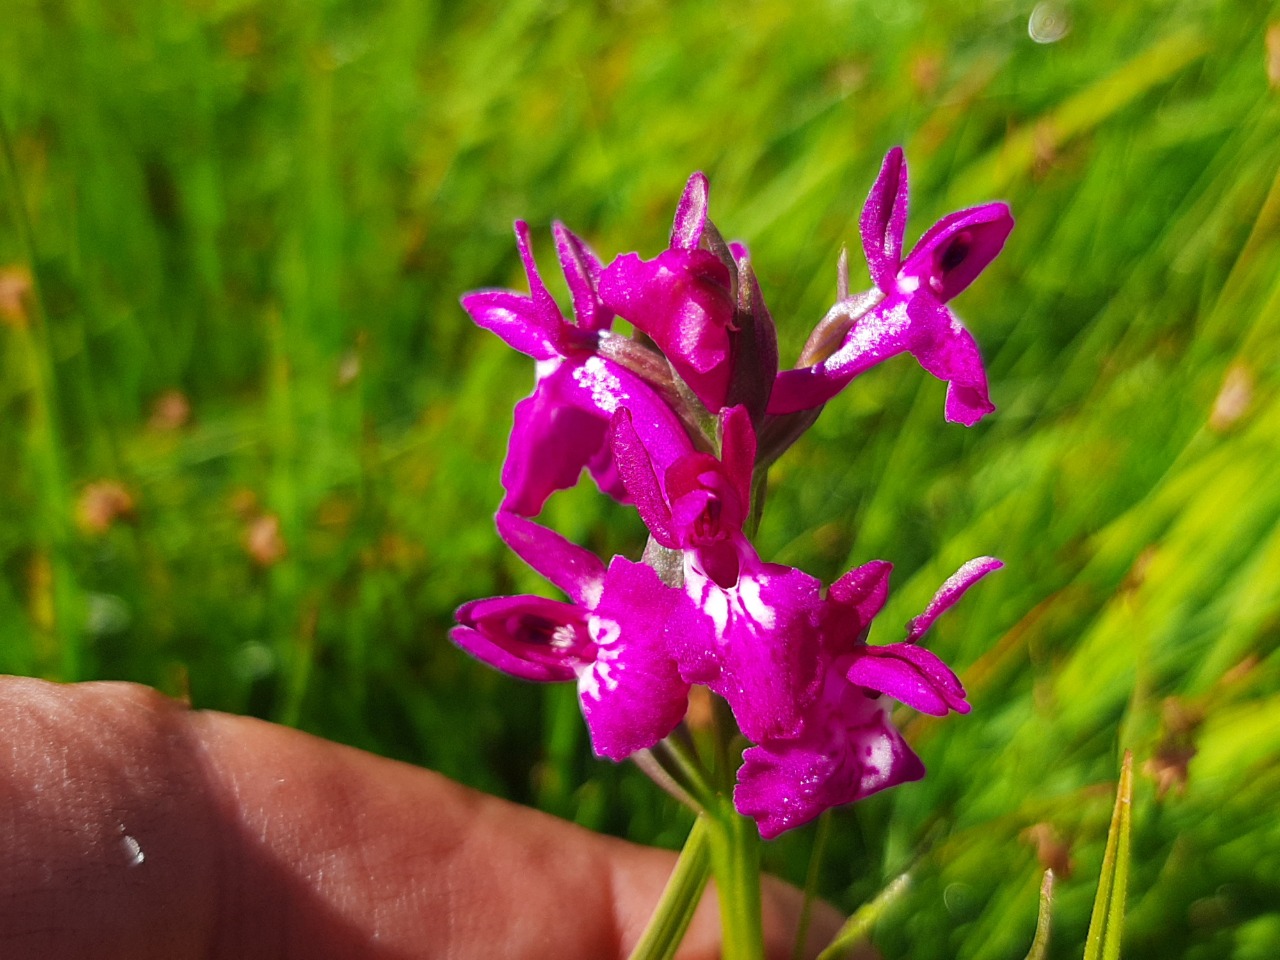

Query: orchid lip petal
[578,558,692,760]
[734,692,925,839]
[905,295,996,426]
[680,548,825,743]
[906,556,1003,643]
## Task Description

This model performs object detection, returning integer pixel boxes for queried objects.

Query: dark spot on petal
[939,231,972,274]
[694,498,723,540]
[510,614,562,646]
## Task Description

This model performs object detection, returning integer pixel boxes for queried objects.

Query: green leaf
[1083,752,1135,960]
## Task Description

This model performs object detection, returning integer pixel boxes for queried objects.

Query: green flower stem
[706,799,765,960]
[659,733,719,811]
[792,811,833,960]
[628,817,712,960]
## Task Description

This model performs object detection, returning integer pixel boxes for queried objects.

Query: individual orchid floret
[831,557,1001,716]
[450,513,691,761]
[609,404,823,741]
[461,222,687,517]
[734,556,1000,837]
[600,174,735,412]
[769,147,1013,426]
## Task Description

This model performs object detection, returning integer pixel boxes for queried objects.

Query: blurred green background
[2,0,1278,956]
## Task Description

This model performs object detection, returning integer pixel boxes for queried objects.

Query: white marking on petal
[588,614,621,649]
[684,556,777,643]
[736,575,776,631]
[822,300,912,373]
[578,615,623,702]
[535,357,563,381]
[572,355,626,412]
[688,576,731,640]
[863,731,895,788]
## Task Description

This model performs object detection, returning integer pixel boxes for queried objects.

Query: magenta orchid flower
[600,173,740,413]
[453,162,1012,850]
[734,555,1002,837]
[451,513,691,761]
[769,147,1013,425]
[462,221,688,517]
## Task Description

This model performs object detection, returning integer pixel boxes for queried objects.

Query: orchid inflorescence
[452,148,1012,839]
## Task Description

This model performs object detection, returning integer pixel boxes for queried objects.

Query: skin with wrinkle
[0,677,842,960]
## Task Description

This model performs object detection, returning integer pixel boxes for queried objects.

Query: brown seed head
[148,390,192,431]
[245,513,287,567]
[0,264,33,329]
[75,481,137,535]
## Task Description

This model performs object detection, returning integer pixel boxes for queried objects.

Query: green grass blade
[1023,870,1055,960]
[815,872,911,960]
[954,28,1209,198]
[1083,752,1134,960]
